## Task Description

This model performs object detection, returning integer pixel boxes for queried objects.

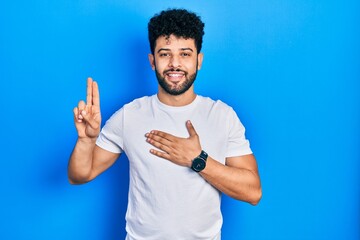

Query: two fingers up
[73,77,101,139]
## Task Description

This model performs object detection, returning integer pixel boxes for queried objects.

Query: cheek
[154,59,167,70]
[184,61,198,72]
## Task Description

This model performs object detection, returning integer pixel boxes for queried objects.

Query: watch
[191,150,208,172]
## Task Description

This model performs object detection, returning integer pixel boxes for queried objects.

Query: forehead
[155,34,196,51]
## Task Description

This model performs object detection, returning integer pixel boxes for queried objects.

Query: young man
[68,9,261,240]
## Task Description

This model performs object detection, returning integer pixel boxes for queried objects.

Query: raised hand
[145,120,202,167]
[73,77,101,140]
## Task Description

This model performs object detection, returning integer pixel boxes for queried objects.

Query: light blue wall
[1,1,359,239]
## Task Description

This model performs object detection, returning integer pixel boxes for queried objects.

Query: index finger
[149,130,175,142]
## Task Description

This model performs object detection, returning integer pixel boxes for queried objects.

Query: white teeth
[168,74,183,77]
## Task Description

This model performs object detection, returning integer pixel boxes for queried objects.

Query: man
[68,8,261,240]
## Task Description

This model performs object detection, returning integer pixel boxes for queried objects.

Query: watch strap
[199,150,208,161]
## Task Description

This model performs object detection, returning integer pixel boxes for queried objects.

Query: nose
[168,55,181,68]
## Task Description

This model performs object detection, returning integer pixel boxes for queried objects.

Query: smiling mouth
[165,70,185,83]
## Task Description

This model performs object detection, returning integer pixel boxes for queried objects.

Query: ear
[148,54,155,70]
[197,53,204,70]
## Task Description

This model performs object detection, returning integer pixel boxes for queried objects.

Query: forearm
[68,138,97,184]
[200,157,262,205]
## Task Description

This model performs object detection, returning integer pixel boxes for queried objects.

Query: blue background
[1,0,359,239]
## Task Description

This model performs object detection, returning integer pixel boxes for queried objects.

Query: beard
[155,65,198,96]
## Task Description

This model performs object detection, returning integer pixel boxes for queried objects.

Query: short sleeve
[96,108,124,154]
[226,108,253,157]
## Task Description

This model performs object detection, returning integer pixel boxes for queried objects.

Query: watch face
[192,158,206,172]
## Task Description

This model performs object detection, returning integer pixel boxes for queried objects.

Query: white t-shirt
[96,95,252,240]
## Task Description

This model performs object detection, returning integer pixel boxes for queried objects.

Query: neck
[157,86,196,107]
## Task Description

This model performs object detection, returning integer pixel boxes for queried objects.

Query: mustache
[164,68,186,74]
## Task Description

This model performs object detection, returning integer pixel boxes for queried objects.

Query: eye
[181,52,191,57]
[159,53,170,57]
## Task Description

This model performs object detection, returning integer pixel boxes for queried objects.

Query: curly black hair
[148,9,205,54]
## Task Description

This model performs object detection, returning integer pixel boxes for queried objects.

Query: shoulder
[197,95,234,113]
[106,95,154,121]
[117,95,157,116]
[123,95,154,110]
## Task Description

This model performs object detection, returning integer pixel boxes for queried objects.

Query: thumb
[186,120,198,137]
[81,110,99,130]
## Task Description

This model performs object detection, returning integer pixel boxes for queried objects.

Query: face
[149,35,203,96]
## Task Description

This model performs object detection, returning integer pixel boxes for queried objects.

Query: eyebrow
[157,48,194,53]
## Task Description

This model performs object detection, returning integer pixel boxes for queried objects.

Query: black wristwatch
[191,150,208,172]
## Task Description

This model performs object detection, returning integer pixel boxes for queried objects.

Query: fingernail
[82,110,87,116]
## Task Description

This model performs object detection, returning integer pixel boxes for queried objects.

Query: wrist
[191,150,208,172]
[77,136,97,145]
